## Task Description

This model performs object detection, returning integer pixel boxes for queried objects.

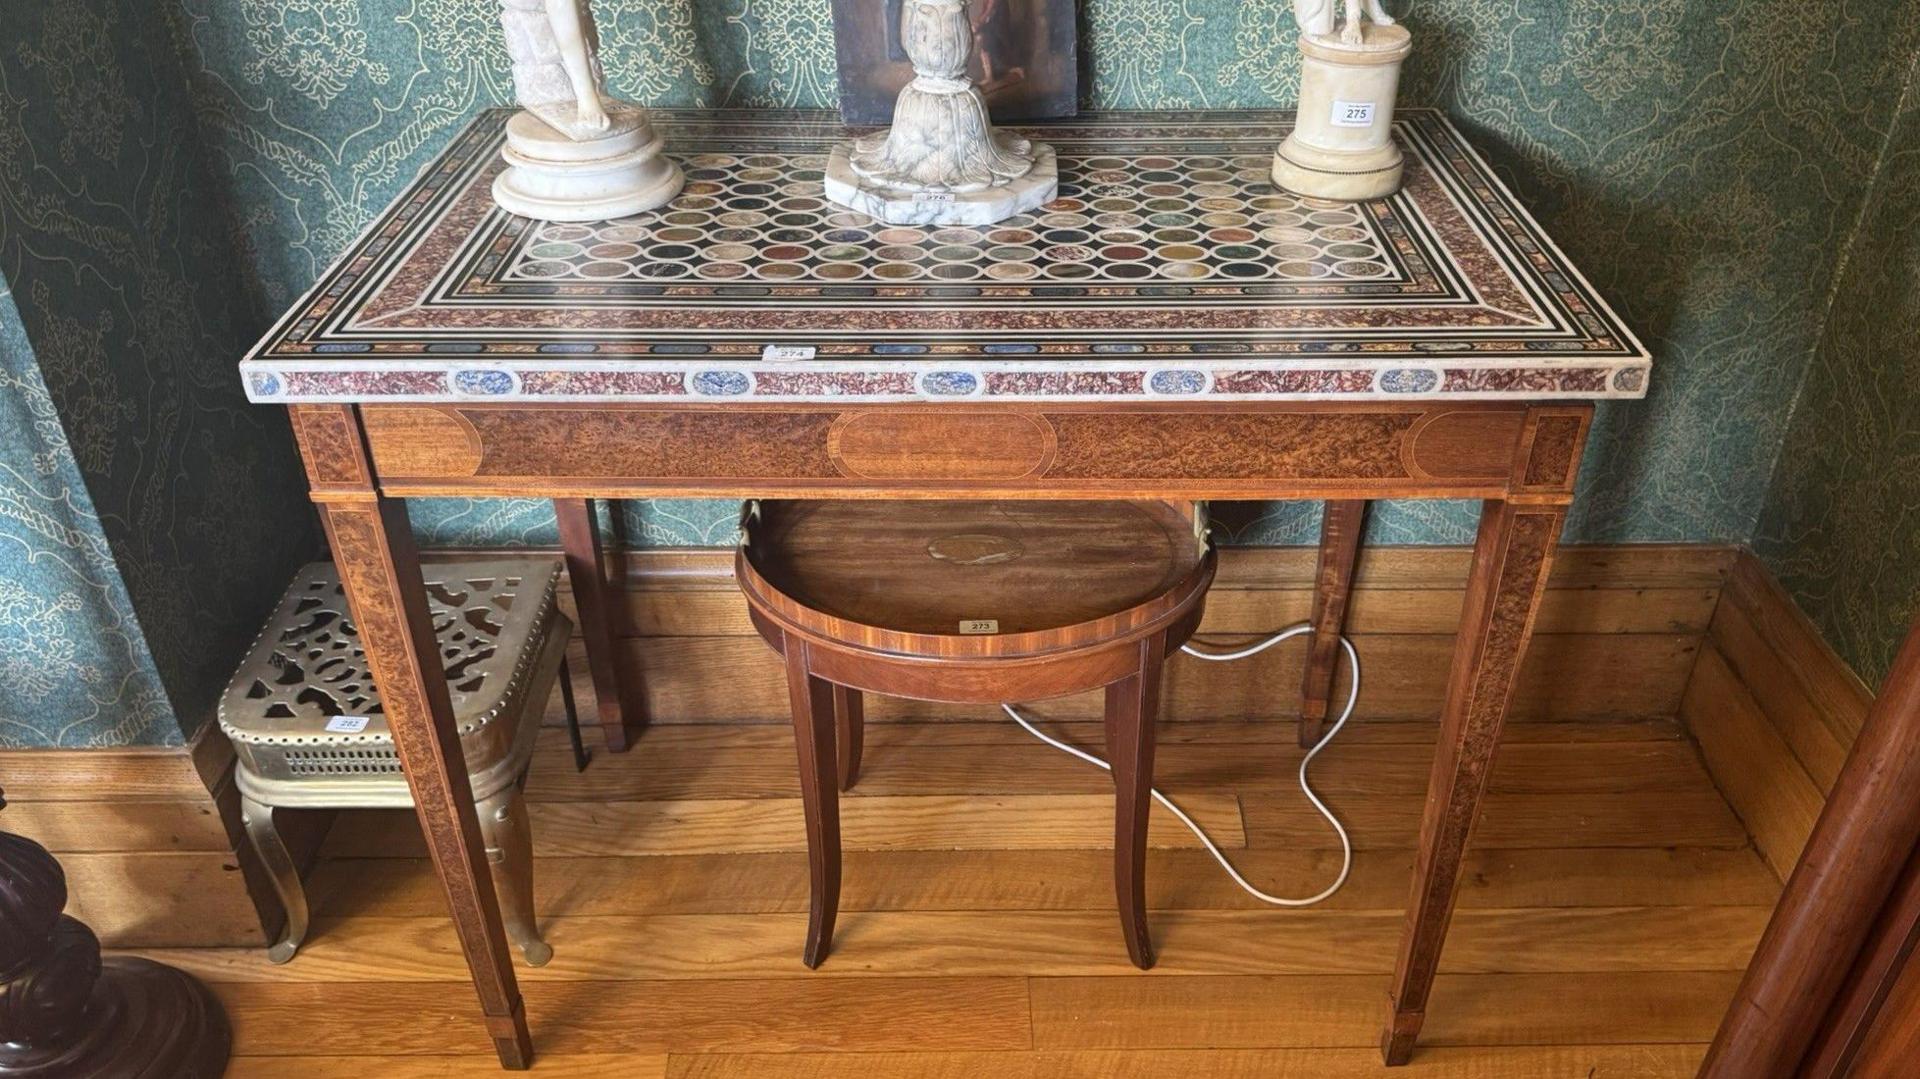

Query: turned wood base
[0,954,230,1078]
[0,816,230,1079]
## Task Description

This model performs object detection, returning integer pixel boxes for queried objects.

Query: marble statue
[1273,0,1412,200]
[492,0,684,222]
[825,0,1058,226]
[1293,0,1397,46]
[503,0,612,136]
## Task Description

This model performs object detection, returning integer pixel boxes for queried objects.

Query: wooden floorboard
[661,1046,1707,1079]
[521,735,1713,801]
[304,846,1779,917]
[130,718,1774,1074]
[1029,971,1742,1048]
[215,976,1033,1056]
[228,1046,1703,1079]
[143,904,1768,983]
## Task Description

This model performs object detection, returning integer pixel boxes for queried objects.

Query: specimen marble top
[240,109,1651,405]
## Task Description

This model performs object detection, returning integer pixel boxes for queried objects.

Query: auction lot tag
[762,344,817,361]
[326,716,372,734]
[1331,100,1377,128]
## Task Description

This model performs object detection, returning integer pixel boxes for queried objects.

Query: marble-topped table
[244,109,1649,1069]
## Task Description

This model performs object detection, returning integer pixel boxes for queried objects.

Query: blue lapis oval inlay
[249,372,283,398]
[1148,370,1207,396]
[453,369,515,395]
[920,370,981,396]
[1613,368,1646,393]
[1379,368,1440,394]
[691,370,752,396]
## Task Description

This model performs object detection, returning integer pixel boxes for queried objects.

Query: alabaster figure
[492,0,684,222]
[825,0,1058,226]
[1274,0,1412,201]
[1293,0,1397,45]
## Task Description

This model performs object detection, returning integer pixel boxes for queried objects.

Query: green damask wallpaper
[5,0,1917,745]
[0,279,177,747]
[166,0,1920,551]
[0,1,319,745]
[1754,77,1920,688]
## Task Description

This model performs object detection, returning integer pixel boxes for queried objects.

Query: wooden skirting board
[465,542,1733,727]
[1679,550,1877,880]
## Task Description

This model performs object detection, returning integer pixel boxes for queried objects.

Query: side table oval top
[739,499,1212,660]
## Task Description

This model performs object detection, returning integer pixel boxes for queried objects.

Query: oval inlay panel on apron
[827,411,1057,480]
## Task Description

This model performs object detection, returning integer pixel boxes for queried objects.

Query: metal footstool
[219,559,584,967]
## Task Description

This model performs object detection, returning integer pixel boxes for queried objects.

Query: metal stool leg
[240,794,308,964]
[478,785,552,967]
[560,655,590,772]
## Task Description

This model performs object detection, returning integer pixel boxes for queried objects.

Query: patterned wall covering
[0,1,320,745]
[168,0,1920,551]
[1754,77,1920,688]
[0,279,176,748]
[0,1,1901,735]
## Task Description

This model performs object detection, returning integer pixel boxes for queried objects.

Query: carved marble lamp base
[494,104,684,222]
[825,143,1059,226]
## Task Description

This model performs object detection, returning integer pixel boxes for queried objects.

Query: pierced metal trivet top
[219,559,563,753]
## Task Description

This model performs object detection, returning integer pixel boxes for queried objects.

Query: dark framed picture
[832,0,1080,125]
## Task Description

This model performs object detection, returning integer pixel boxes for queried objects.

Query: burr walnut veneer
[245,108,1648,1070]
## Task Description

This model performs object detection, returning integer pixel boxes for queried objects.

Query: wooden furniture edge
[360,401,1554,502]
[1702,608,1919,1075]
[294,403,534,1068]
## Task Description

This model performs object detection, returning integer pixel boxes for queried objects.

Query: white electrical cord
[1002,624,1359,906]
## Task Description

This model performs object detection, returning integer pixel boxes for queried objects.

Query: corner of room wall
[1750,40,1920,689]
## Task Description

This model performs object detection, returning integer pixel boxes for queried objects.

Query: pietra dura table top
[239,109,1650,405]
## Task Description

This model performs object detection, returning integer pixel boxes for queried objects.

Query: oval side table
[738,499,1217,970]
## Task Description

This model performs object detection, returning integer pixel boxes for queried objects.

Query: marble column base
[825,143,1059,226]
[494,107,684,222]
[1272,136,1405,202]
[1273,23,1412,203]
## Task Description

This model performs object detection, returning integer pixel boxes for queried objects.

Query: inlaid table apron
[243,108,1650,1070]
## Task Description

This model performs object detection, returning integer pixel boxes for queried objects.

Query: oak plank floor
[140,704,1772,1078]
